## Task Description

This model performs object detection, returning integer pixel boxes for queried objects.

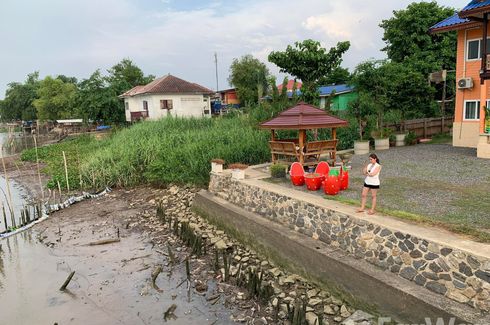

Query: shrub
[270,164,287,178]
[405,131,417,145]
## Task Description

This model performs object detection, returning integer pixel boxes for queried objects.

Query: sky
[0,0,470,99]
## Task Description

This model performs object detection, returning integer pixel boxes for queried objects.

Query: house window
[466,39,490,60]
[160,99,173,109]
[143,101,148,110]
[464,100,484,120]
[125,102,129,110]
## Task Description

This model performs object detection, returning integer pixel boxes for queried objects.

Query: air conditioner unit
[457,77,473,89]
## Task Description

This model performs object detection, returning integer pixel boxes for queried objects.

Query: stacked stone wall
[209,173,490,312]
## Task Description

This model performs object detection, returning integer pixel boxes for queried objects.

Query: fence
[385,116,453,138]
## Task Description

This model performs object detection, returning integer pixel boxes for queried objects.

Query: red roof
[120,74,213,97]
[260,102,348,130]
[277,80,302,92]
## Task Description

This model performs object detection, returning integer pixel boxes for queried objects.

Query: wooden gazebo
[259,102,348,166]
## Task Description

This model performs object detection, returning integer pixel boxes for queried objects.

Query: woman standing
[358,153,381,215]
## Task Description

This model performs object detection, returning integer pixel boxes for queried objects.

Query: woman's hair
[369,153,380,164]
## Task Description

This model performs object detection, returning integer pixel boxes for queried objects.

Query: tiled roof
[120,74,213,97]
[277,80,302,91]
[461,0,490,12]
[429,13,473,32]
[459,0,490,18]
[260,102,348,130]
[318,84,355,96]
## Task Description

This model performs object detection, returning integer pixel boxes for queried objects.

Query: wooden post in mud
[62,151,70,193]
[59,271,75,291]
[57,180,62,204]
[1,202,7,230]
[33,136,45,200]
[1,146,15,223]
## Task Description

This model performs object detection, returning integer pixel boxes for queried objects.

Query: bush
[270,164,287,178]
[405,131,417,145]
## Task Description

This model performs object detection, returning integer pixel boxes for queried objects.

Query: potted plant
[389,134,396,147]
[371,127,391,151]
[349,100,370,155]
[384,109,407,146]
[228,163,248,180]
[211,158,225,173]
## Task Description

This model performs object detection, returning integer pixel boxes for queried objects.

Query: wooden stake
[1,146,15,223]
[62,151,70,192]
[59,271,75,291]
[1,202,7,231]
[57,180,62,204]
[33,136,45,200]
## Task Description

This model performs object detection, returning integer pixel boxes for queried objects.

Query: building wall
[452,122,481,147]
[222,91,240,105]
[320,92,357,111]
[455,27,490,147]
[124,93,211,121]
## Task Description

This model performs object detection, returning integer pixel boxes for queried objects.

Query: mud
[0,188,235,324]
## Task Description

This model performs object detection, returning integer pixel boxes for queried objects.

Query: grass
[327,195,490,243]
[21,116,271,189]
[425,133,452,144]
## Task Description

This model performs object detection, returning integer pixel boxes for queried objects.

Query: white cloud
[0,0,471,98]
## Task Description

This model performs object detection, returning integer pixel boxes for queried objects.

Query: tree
[33,76,78,121]
[105,58,155,123]
[106,58,154,93]
[0,72,40,121]
[268,39,350,103]
[380,1,457,73]
[228,55,269,105]
[323,67,351,85]
[76,70,122,123]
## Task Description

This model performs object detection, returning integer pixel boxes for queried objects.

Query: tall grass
[81,117,270,188]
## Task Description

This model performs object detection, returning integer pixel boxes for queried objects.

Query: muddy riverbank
[1,158,369,325]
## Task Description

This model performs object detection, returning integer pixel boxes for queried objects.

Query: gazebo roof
[259,102,348,130]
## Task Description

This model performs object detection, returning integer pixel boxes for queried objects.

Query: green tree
[380,1,457,73]
[268,39,350,103]
[0,72,40,121]
[323,67,351,85]
[76,70,122,123]
[106,58,154,92]
[34,76,78,121]
[106,58,155,123]
[228,55,270,105]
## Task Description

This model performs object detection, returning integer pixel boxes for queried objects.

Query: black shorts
[364,183,379,189]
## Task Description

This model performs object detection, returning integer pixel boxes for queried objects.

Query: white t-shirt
[364,162,381,186]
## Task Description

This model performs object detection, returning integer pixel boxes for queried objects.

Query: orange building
[217,88,240,106]
[431,1,490,158]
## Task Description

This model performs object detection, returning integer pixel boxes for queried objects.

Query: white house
[119,74,214,122]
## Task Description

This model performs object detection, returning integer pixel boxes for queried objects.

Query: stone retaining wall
[209,173,490,312]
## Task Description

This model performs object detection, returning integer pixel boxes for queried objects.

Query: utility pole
[214,52,219,92]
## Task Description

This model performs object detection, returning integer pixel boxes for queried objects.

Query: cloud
[0,0,470,98]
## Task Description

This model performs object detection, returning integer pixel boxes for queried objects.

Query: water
[0,230,233,324]
[0,177,31,233]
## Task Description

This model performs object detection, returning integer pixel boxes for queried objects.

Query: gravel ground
[273,144,490,231]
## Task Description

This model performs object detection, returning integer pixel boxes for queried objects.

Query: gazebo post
[270,130,276,163]
[332,128,337,164]
[299,129,306,163]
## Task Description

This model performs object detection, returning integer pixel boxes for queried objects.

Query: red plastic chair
[289,162,305,186]
[314,161,330,180]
